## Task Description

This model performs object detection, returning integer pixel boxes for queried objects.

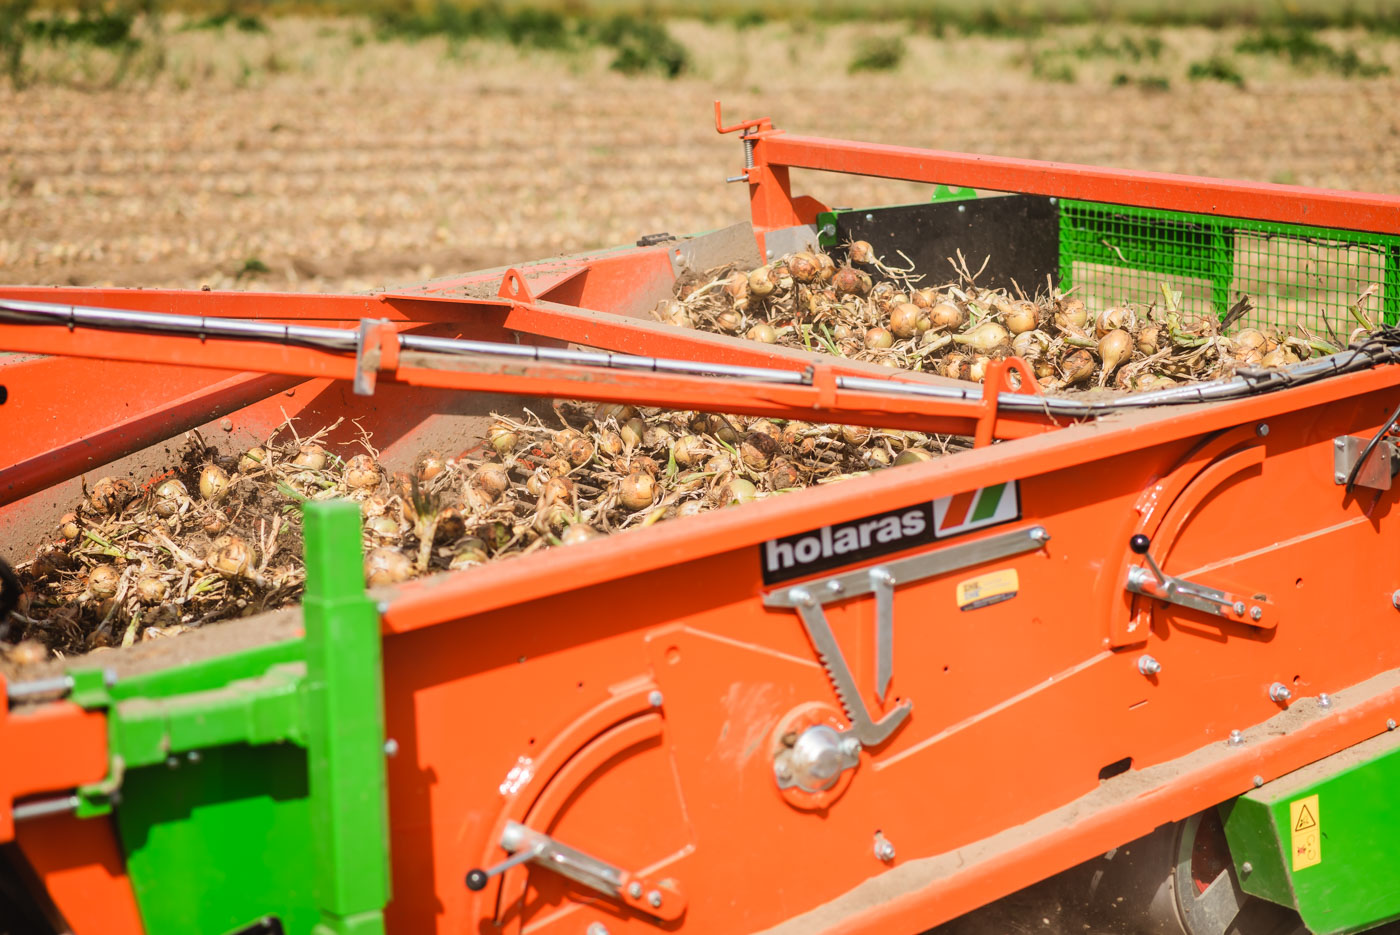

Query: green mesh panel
[1058,200,1400,331]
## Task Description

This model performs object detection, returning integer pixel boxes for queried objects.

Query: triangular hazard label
[1294,804,1317,832]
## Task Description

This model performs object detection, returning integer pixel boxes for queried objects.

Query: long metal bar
[758,133,1400,235]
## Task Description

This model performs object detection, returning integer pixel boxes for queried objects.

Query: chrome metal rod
[13,795,79,821]
[6,675,74,702]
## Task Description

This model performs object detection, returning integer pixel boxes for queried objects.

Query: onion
[748,265,775,297]
[848,240,876,265]
[722,271,748,300]
[1055,297,1088,329]
[952,321,1010,354]
[815,252,835,282]
[671,435,706,468]
[434,507,466,544]
[929,303,967,331]
[473,463,510,499]
[832,266,872,297]
[488,421,519,455]
[716,309,745,333]
[865,448,892,467]
[365,514,400,538]
[560,524,603,545]
[767,265,794,292]
[1012,329,1051,359]
[415,450,446,482]
[90,476,135,514]
[152,479,188,518]
[1176,312,1218,339]
[619,472,656,511]
[1059,349,1096,386]
[1261,347,1299,368]
[719,478,758,506]
[1136,324,1161,356]
[58,512,80,540]
[343,454,382,489]
[135,576,168,604]
[239,446,269,473]
[782,421,811,447]
[865,327,894,349]
[449,537,489,569]
[1234,328,1267,355]
[747,322,778,343]
[620,417,646,448]
[894,448,935,466]
[364,547,413,585]
[202,510,229,535]
[593,403,637,424]
[911,287,938,308]
[841,424,871,446]
[208,535,254,579]
[628,454,660,476]
[8,640,48,666]
[643,424,674,449]
[597,430,624,457]
[87,564,120,599]
[740,431,781,471]
[1098,329,1134,380]
[968,355,991,383]
[1093,308,1132,338]
[566,436,596,467]
[766,459,802,488]
[294,444,328,471]
[889,303,923,339]
[1004,300,1040,335]
[539,475,574,508]
[787,253,819,284]
[941,353,971,381]
[198,464,230,502]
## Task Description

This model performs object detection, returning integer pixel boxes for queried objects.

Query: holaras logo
[760,483,1019,585]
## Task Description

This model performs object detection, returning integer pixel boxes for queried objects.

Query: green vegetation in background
[847,34,903,72]
[1188,52,1246,86]
[1235,27,1390,74]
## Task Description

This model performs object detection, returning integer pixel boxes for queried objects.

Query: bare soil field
[2,18,1399,294]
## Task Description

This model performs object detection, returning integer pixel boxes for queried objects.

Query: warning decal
[1289,794,1321,871]
[956,569,1020,611]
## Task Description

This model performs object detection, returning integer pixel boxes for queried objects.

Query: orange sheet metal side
[375,374,1400,934]
[14,813,145,935]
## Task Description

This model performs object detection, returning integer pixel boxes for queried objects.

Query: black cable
[1345,398,1400,496]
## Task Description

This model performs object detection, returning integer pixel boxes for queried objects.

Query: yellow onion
[671,435,707,468]
[434,507,467,543]
[848,240,876,265]
[238,446,269,473]
[628,454,660,476]
[293,444,328,471]
[911,287,938,308]
[87,564,120,599]
[952,321,1010,354]
[1234,328,1267,356]
[1012,329,1051,359]
[814,252,836,282]
[208,535,254,579]
[787,252,820,284]
[365,514,400,538]
[487,421,519,455]
[198,464,230,501]
[566,436,595,467]
[202,509,229,535]
[832,267,872,297]
[561,524,603,545]
[1059,349,1097,386]
[643,424,674,449]
[619,472,656,511]
[766,459,802,488]
[746,322,778,343]
[597,430,624,457]
[740,432,781,471]
[1055,297,1088,330]
[153,479,188,517]
[89,476,136,514]
[748,265,775,297]
[748,419,781,440]
[364,547,413,585]
[1136,324,1161,356]
[539,475,574,508]
[721,271,748,300]
[620,417,647,448]
[718,478,758,506]
[864,327,894,349]
[58,512,80,540]
[929,303,967,331]
[1004,301,1040,335]
[941,353,971,381]
[593,403,637,424]
[841,424,871,446]
[767,265,794,292]
[449,537,489,569]
[1261,347,1300,368]
[1098,329,1134,380]
[716,309,745,333]
[1095,307,1134,338]
[968,355,992,383]
[781,421,812,447]
[894,448,936,466]
[135,575,168,604]
[415,449,446,482]
[343,454,382,489]
[889,302,924,339]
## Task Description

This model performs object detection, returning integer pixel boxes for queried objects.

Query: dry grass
[2,18,1399,294]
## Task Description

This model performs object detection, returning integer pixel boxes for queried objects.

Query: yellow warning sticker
[956,569,1019,611]
[1289,793,1321,871]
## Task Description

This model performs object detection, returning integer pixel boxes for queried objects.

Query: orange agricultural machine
[2,104,1400,935]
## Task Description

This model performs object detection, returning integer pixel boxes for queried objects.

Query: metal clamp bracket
[467,821,686,921]
[353,319,400,397]
[764,524,1050,747]
[1125,535,1273,628]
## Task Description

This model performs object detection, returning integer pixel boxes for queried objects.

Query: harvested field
[2,18,1399,294]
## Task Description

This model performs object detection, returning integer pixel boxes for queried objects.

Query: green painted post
[301,500,391,935]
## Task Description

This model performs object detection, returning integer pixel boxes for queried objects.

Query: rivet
[628,881,643,899]
[1389,719,1398,731]
[1250,606,1263,622]
[384,738,399,757]
[648,690,664,708]
[1241,861,1253,875]
[1233,601,1246,616]
[827,580,845,594]
[1253,775,1264,788]
[1228,729,1243,746]
[648,890,663,908]
[1335,472,1347,483]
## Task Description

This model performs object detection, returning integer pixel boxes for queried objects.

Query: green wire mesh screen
[1058,200,1400,331]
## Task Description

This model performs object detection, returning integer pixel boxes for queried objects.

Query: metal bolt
[839,736,862,758]
[870,569,894,587]
[1030,526,1050,544]
[1335,472,1347,483]
[376,600,390,616]
[1136,654,1162,676]
[1389,719,1398,731]
[648,890,663,908]
[648,690,664,708]
[1241,861,1253,876]
[1250,606,1263,622]
[1253,775,1264,788]
[957,204,966,213]
[865,213,874,221]
[1318,693,1332,709]
[628,882,643,899]
[775,764,792,781]
[1391,589,1400,610]
[1269,682,1292,703]
[791,587,814,607]
[1048,197,1058,205]
[1256,424,1269,437]
[1228,729,1244,746]
[873,833,896,861]
[1232,600,1246,616]
[187,750,201,763]
[103,667,118,688]
[166,756,180,769]
[826,580,844,594]
[587,924,611,935]
[384,738,399,757]
[1336,438,1347,449]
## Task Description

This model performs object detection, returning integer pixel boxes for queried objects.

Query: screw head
[1030,526,1050,544]
[1228,729,1244,746]
[1253,775,1264,788]
[874,834,896,861]
[1250,606,1263,622]
[1318,693,1332,709]
[1233,601,1246,616]
[648,690,664,708]
[1389,719,1398,731]
[1269,682,1292,704]
[628,881,643,899]
[187,750,201,763]
[1241,861,1254,875]
[1137,654,1162,676]
[587,924,611,935]
[648,890,663,908]
[384,738,399,757]
[1391,589,1400,610]
[1336,438,1347,449]
[1256,424,1269,437]
[827,580,844,594]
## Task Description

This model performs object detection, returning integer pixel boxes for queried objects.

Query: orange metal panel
[14,813,145,935]
[0,699,108,842]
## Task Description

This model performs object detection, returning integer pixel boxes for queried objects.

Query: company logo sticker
[761,482,1019,585]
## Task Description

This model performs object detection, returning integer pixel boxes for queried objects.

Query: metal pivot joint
[1125,534,1273,628]
[467,821,686,921]
[765,525,1050,748]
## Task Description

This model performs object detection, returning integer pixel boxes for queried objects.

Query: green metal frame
[1221,728,1400,935]
[66,500,390,935]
